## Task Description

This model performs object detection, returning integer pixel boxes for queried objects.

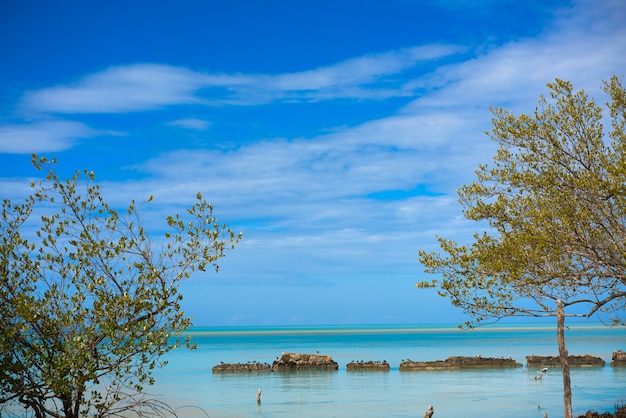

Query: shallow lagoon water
[152,323,626,417]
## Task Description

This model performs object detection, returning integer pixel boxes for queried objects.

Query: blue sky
[1,0,625,326]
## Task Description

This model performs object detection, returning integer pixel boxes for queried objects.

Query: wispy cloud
[14,0,623,156]
[20,44,462,114]
[21,64,222,113]
[168,118,211,130]
[408,1,626,112]
[255,44,464,101]
[0,120,103,153]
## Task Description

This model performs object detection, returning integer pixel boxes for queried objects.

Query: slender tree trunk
[557,299,573,418]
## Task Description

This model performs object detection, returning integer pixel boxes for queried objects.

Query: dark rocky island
[212,361,271,373]
[271,352,339,371]
[611,350,626,367]
[577,404,626,418]
[346,360,390,371]
[526,355,605,367]
[399,356,521,371]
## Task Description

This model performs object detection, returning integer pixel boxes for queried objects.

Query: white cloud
[273,46,461,91]
[168,118,211,130]
[21,64,248,113]
[405,0,626,113]
[20,44,462,114]
[0,121,101,153]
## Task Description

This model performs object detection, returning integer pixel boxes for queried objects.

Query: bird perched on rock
[424,405,434,418]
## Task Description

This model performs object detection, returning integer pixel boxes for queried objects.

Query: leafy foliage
[418,76,626,327]
[0,156,241,418]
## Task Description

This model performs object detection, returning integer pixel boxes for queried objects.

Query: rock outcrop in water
[576,404,626,418]
[611,350,626,366]
[272,352,338,371]
[212,361,271,373]
[526,355,605,367]
[346,360,390,371]
[399,356,521,371]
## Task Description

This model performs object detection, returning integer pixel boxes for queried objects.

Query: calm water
[152,323,626,418]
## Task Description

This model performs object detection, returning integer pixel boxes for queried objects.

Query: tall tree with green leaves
[0,156,241,418]
[418,76,626,418]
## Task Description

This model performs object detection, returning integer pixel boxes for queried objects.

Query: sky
[1,0,625,326]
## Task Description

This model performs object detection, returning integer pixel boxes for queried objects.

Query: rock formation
[212,361,271,373]
[400,356,521,371]
[346,360,390,371]
[271,352,338,371]
[526,355,605,367]
[611,350,626,367]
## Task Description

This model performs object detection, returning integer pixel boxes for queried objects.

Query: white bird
[535,367,548,380]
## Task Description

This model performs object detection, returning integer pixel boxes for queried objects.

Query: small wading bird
[534,367,549,380]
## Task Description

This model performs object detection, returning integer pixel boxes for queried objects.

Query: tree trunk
[557,299,573,418]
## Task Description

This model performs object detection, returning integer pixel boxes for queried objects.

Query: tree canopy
[417,75,625,418]
[0,156,241,418]
[418,75,626,326]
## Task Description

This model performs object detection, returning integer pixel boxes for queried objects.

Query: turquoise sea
[152,323,626,418]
